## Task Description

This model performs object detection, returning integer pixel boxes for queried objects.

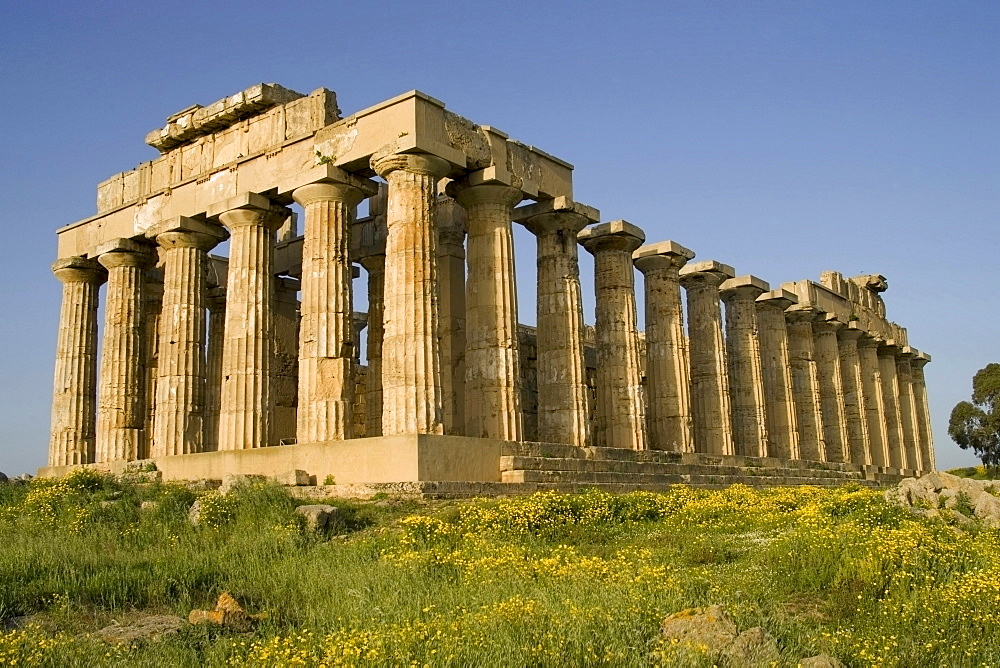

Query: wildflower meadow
[0,470,998,666]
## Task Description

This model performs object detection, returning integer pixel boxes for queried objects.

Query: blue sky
[1,0,997,475]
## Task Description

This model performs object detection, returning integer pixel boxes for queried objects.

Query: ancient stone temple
[42,84,934,495]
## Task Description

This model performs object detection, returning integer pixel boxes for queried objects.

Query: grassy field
[0,470,998,667]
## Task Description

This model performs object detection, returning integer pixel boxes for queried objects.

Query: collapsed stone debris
[42,84,934,494]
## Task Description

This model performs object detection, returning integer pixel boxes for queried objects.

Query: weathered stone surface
[97,615,187,643]
[720,276,770,458]
[275,469,311,486]
[220,473,268,494]
[886,472,1000,525]
[755,289,799,459]
[188,592,254,630]
[659,605,780,665]
[800,654,847,668]
[295,503,338,531]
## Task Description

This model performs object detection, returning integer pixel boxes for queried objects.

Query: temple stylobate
[43,84,934,494]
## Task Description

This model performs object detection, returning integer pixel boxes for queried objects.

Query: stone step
[500,468,866,486]
[499,455,867,481]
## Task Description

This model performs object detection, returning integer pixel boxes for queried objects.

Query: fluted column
[837,324,871,465]
[435,195,468,436]
[95,239,152,462]
[896,347,921,471]
[679,260,736,455]
[359,254,385,437]
[579,221,647,449]
[785,306,826,461]
[633,241,695,452]
[755,289,800,459]
[858,334,890,467]
[150,218,227,456]
[911,353,935,470]
[212,193,287,450]
[49,257,106,466]
[452,178,524,441]
[878,340,906,470]
[273,277,301,444]
[143,267,164,456]
[371,150,451,435]
[720,276,770,457]
[293,177,375,443]
[203,286,226,451]
[514,197,596,447]
[813,317,849,462]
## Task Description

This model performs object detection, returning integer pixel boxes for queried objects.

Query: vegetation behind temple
[1,471,998,667]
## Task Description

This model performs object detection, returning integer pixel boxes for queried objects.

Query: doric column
[720,275,770,457]
[150,218,227,457]
[359,254,385,437]
[813,316,849,462]
[836,324,871,465]
[49,256,106,466]
[273,276,301,444]
[633,240,695,452]
[451,177,524,441]
[579,220,647,450]
[911,352,935,470]
[896,347,921,471]
[878,340,906,470]
[95,239,152,463]
[755,289,800,459]
[857,334,890,467]
[435,195,468,436]
[203,286,226,451]
[143,266,164,455]
[679,260,736,455]
[292,176,376,443]
[785,306,826,461]
[211,193,287,450]
[370,150,451,435]
[514,197,596,447]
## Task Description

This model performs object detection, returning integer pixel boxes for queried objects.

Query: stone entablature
[44,83,935,488]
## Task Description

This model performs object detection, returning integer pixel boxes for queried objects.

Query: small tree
[949,363,1000,469]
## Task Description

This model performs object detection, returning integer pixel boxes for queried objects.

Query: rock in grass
[800,653,846,667]
[660,605,780,663]
[220,474,267,495]
[886,472,1000,524]
[295,504,338,531]
[0,471,7,484]
[188,592,255,630]
[96,615,186,643]
[275,469,312,486]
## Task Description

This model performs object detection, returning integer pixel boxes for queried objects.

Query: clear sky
[1,0,997,476]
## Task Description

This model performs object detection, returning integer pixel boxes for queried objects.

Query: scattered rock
[140,501,159,511]
[800,653,846,667]
[188,592,255,630]
[123,460,157,473]
[660,605,780,664]
[99,500,117,508]
[0,471,7,484]
[188,498,204,526]
[11,474,33,485]
[886,472,1000,526]
[295,504,338,531]
[185,479,221,492]
[96,614,187,643]
[119,470,163,484]
[275,469,312,486]
[220,474,267,495]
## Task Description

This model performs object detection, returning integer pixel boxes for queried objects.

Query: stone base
[38,434,916,495]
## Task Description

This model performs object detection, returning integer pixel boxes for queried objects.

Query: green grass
[947,466,1000,480]
[1,470,998,666]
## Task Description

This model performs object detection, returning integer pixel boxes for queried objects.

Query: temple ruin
[41,84,934,494]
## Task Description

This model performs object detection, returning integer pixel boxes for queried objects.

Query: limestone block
[295,504,339,531]
[276,469,312,486]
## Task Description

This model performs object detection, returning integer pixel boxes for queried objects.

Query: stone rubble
[885,471,1000,526]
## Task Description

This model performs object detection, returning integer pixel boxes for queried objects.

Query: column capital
[633,240,696,274]
[150,217,228,250]
[678,259,735,288]
[878,339,902,356]
[836,323,866,342]
[579,220,645,255]
[278,163,379,200]
[756,288,797,311]
[210,193,289,231]
[52,256,107,284]
[95,238,154,270]
[370,150,451,179]
[206,286,226,312]
[720,275,770,301]
[512,196,599,235]
[897,346,917,361]
[911,352,931,369]
[812,315,846,334]
[292,180,377,209]
[784,304,825,326]
[448,181,523,209]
